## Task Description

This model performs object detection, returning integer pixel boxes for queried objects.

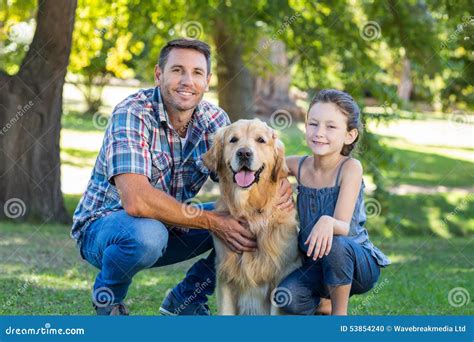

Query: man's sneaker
[94,302,129,316]
[159,290,211,316]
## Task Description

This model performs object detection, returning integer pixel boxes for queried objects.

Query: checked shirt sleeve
[105,106,152,185]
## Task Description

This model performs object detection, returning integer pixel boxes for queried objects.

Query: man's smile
[175,89,196,98]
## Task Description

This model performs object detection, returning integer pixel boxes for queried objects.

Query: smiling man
[71,38,293,316]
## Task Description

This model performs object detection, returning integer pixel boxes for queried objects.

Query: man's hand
[275,178,295,211]
[211,213,257,253]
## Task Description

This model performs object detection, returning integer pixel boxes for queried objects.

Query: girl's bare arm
[331,159,363,236]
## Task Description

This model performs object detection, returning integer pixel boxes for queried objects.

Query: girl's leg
[275,260,326,315]
[315,298,332,315]
[321,236,381,315]
[328,285,351,315]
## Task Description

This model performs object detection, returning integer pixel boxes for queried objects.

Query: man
[72,38,293,315]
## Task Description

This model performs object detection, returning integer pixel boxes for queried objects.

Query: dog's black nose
[236,147,253,160]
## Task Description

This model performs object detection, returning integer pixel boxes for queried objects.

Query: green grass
[381,136,474,188]
[62,110,107,132]
[61,147,98,168]
[0,220,472,315]
[368,192,474,237]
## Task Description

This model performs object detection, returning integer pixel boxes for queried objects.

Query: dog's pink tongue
[235,170,255,187]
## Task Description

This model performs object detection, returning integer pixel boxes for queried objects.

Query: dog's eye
[257,137,266,144]
[230,136,239,143]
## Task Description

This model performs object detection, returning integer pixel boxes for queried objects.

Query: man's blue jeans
[79,203,215,306]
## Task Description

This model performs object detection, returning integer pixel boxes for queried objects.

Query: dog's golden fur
[203,119,301,315]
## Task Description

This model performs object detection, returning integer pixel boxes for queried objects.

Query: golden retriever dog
[203,119,301,315]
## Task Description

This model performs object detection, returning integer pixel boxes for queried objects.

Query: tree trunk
[397,57,413,101]
[254,40,304,119]
[0,0,77,223]
[213,19,254,122]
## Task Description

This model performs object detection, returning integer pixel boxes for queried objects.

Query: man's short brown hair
[158,38,211,75]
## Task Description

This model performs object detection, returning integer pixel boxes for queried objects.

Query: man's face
[155,48,211,113]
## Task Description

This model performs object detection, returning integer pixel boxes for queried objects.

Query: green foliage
[436,2,473,110]
[68,0,145,113]
[0,0,36,74]
[2,0,470,109]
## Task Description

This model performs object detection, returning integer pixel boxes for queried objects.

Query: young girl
[277,89,390,315]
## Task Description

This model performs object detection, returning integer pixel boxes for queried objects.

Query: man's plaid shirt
[71,87,230,241]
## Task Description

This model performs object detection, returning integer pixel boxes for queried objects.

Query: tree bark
[0,0,77,223]
[212,19,254,122]
[397,57,413,101]
[254,40,304,119]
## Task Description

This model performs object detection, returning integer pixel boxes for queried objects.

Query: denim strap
[297,156,310,183]
[334,157,351,186]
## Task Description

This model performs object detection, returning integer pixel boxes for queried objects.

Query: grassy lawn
[381,136,474,188]
[0,219,472,315]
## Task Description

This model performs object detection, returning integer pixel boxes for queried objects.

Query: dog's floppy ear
[271,133,289,183]
[203,126,226,173]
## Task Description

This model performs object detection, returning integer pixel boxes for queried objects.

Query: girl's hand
[305,215,335,260]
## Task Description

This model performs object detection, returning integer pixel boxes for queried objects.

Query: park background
[0,0,472,315]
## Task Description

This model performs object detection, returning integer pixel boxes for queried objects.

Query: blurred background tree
[68,0,145,115]
[0,0,76,222]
